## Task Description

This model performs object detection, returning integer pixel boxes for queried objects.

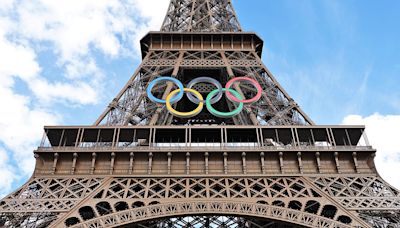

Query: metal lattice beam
[161,0,241,32]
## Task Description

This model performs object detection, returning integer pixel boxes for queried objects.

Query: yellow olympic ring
[166,88,204,118]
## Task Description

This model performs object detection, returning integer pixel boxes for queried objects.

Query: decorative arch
[68,201,354,228]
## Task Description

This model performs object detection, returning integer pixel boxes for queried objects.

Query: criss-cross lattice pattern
[161,0,241,32]
[94,177,321,200]
[0,178,103,212]
[130,215,281,228]
[311,176,400,210]
[1,0,399,227]
[51,177,371,227]
[96,50,313,126]
[64,201,359,228]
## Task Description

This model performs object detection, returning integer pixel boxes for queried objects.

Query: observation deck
[34,125,376,176]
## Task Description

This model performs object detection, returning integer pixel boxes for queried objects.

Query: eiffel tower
[1,0,400,227]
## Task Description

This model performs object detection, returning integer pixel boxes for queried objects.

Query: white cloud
[0,0,170,197]
[0,79,60,180]
[0,148,17,198]
[342,113,400,189]
[30,79,99,105]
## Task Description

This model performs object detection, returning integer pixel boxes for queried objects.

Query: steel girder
[161,0,241,32]
[94,50,314,126]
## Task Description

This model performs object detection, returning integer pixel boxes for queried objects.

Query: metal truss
[311,176,400,210]
[2,175,398,227]
[161,0,241,32]
[1,0,399,227]
[0,178,103,212]
[0,212,57,228]
[128,215,296,228]
[359,211,400,228]
[95,50,314,126]
[42,176,369,227]
[0,178,103,227]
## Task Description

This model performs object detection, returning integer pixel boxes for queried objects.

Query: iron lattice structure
[1,0,399,227]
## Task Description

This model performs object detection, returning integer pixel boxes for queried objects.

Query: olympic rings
[146,76,262,118]
[146,77,184,104]
[206,88,244,118]
[166,88,204,118]
[225,77,262,104]
[186,77,223,104]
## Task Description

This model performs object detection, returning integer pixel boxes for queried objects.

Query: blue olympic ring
[146,76,184,104]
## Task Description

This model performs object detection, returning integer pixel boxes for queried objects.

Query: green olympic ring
[206,88,244,118]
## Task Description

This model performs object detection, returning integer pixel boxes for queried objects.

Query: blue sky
[0,0,399,197]
[235,0,400,124]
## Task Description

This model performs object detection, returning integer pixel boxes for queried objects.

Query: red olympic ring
[225,77,262,104]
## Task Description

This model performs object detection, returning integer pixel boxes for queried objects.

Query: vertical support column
[297,152,303,174]
[148,152,153,175]
[113,128,120,148]
[223,152,228,174]
[291,128,298,147]
[71,153,78,175]
[129,152,134,175]
[353,152,360,173]
[242,152,247,174]
[186,152,190,175]
[52,153,59,175]
[255,128,261,148]
[278,152,284,174]
[334,152,341,174]
[149,51,184,125]
[167,152,172,175]
[326,128,334,148]
[149,83,174,126]
[58,129,65,148]
[258,128,264,147]
[328,128,336,147]
[110,152,115,175]
[315,152,321,174]
[90,152,97,175]
[77,128,85,148]
[260,152,266,174]
[204,152,209,175]
[185,128,188,148]
[294,128,301,147]
[220,51,259,125]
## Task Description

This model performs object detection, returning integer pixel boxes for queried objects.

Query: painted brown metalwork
[1,0,399,227]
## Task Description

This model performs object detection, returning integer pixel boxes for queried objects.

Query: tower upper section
[161,0,242,32]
